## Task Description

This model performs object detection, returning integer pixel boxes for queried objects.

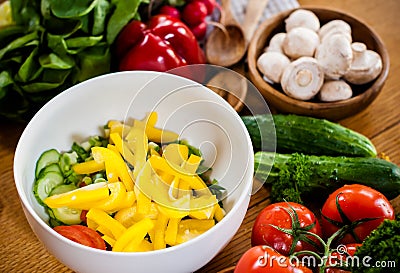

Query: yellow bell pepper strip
[92,182,127,213]
[92,146,134,191]
[107,120,131,138]
[114,202,159,228]
[86,208,126,240]
[214,204,226,222]
[175,219,215,245]
[149,155,210,193]
[44,182,110,209]
[145,111,158,127]
[179,219,215,231]
[174,154,202,198]
[165,218,181,246]
[117,190,136,210]
[142,112,179,143]
[189,195,218,220]
[156,202,189,219]
[125,239,153,252]
[97,225,114,240]
[162,143,189,166]
[153,213,169,250]
[112,218,154,252]
[134,161,152,215]
[102,234,116,247]
[109,132,136,167]
[106,144,120,156]
[86,218,98,230]
[72,160,105,174]
[125,124,148,179]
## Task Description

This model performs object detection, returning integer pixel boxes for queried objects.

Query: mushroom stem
[280,56,324,101]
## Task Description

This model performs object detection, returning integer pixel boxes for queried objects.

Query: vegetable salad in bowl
[34,111,226,252]
[14,71,254,273]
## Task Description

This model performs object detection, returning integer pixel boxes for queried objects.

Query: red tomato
[251,202,322,256]
[320,184,394,245]
[182,1,208,26]
[325,243,361,273]
[158,5,181,19]
[190,0,217,15]
[234,245,313,273]
[71,225,107,250]
[190,21,207,40]
[54,225,106,250]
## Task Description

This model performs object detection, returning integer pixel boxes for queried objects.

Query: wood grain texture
[0,1,399,273]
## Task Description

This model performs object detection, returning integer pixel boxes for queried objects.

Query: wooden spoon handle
[243,0,270,41]
[220,0,237,25]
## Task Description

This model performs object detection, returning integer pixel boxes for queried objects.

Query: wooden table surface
[1,1,399,272]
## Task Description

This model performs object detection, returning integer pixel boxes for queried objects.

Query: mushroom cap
[318,80,353,102]
[315,33,352,79]
[281,56,324,101]
[344,42,383,84]
[285,9,320,32]
[257,51,291,83]
[318,19,352,42]
[266,32,287,53]
[282,27,320,59]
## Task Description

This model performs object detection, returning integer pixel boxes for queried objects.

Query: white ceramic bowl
[14,71,254,273]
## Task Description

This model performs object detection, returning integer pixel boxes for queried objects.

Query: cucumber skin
[241,114,377,157]
[254,151,400,200]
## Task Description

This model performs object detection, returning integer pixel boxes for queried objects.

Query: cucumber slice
[33,171,64,206]
[51,206,82,225]
[38,163,62,177]
[50,184,77,196]
[35,149,60,178]
[49,184,82,225]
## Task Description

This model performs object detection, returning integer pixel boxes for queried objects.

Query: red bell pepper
[115,15,205,72]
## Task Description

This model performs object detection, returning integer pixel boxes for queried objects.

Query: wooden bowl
[247,7,390,120]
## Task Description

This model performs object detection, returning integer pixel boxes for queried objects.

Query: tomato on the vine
[251,202,322,256]
[320,184,394,245]
[234,245,312,273]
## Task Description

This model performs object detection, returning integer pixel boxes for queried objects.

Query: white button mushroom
[265,32,287,53]
[344,42,383,85]
[281,56,324,101]
[257,51,291,83]
[318,19,352,42]
[285,9,320,32]
[282,27,320,59]
[317,80,353,102]
[315,33,352,79]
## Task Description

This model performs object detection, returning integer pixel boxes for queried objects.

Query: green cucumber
[49,184,82,225]
[37,163,62,177]
[241,114,377,157]
[254,151,400,200]
[49,184,77,196]
[35,149,60,178]
[33,171,64,206]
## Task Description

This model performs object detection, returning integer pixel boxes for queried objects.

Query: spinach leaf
[17,47,39,82]
[49,0,98,18]
[93,0,111,35]
[0,31,38,59]
[65,35,103,48]
[75,45,110,82]
[39,53,75,70]
[106,0,143,44]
